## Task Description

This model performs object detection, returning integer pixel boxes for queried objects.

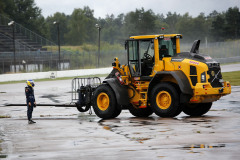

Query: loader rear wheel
[129,105,153,117]
[150,83,180,117]
[182,102,212,116]
[93,84,121,119]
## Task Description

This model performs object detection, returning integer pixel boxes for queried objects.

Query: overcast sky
[35,0,240,18]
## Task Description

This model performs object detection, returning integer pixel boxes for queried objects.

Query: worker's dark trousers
[27,105,33,121]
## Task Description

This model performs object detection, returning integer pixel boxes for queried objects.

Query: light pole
[8,21,16,73]
[53,21,61,70]
[95,24,101,68]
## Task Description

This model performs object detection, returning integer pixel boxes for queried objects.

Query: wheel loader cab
[126,34,181,77]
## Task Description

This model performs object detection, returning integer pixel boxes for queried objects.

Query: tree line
[0,0,240,45]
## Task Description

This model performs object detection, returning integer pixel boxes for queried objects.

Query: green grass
[0,74,108,85]
[221,62,240,65]
[45,43,123,54]
[222,71,240,86]
[0,71,239,86]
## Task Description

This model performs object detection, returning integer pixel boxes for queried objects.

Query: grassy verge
[222,71,240,86]
[0,74,108,85]
[0,71,239,86]
[221,62,240,65]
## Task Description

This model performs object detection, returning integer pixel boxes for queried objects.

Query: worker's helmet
[26,79,35,87]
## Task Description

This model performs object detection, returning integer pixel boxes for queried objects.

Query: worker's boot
[30,120,36,123]
[28,120,36,124]
[28,120,33,124]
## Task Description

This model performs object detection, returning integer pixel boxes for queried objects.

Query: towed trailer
[6,77,102,114]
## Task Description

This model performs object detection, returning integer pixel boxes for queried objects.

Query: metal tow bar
[3,77,102,115]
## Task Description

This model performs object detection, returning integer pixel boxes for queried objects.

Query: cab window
[139,40,154,60]
[159,38,176,58]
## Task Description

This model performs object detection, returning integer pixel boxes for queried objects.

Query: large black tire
[182,102,212,116]
[150,83,181,117]
[93,84,121,119]
[129,105,153,117]
[172,104,183,117]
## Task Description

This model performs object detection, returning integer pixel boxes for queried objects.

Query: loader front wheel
[93,84,121,119]
[150,83,180,117]
[182,102,212,116]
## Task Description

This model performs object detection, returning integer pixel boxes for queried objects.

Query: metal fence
[0,51,69,73]
[0,14,55,48]
[0,41,239,74]
[0,49,127,73]
[0,14,72,73]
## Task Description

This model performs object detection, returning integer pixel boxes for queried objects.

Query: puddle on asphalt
[186,119,211,123]
[229,107,240,114]
[40,114,78,118]
[103,126,111,130]
[40,94,60,98]
[97,118,167,143]
[0,139,7,159]
[182,143,226,150]
[179,117,213,124]
[75,107,237,145]
[229,101,238,104]
[11,109,23,112]
[94,114,227,145]
[40,94,61,103]
[73,140,90,146]
[18,154,37,158]
[159,129,172,132]
[145,143,226,152]
[129,137,151,143]
[78,113,99,123]
[0,155,7,158]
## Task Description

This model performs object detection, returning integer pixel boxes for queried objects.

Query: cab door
[127,40,141,77]
[126,39,154,77]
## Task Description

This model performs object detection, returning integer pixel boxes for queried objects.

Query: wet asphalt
[0,80,240,160]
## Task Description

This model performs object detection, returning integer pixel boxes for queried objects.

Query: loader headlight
[201,72,206,83]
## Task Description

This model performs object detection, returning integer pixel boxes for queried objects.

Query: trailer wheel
[129,105,153,117]
[93,84,121,119]
[150,83,180,117]
[182,102,212,116]
[76,105,90,112]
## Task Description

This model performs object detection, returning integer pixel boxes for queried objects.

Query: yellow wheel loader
[92,34,231,119]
